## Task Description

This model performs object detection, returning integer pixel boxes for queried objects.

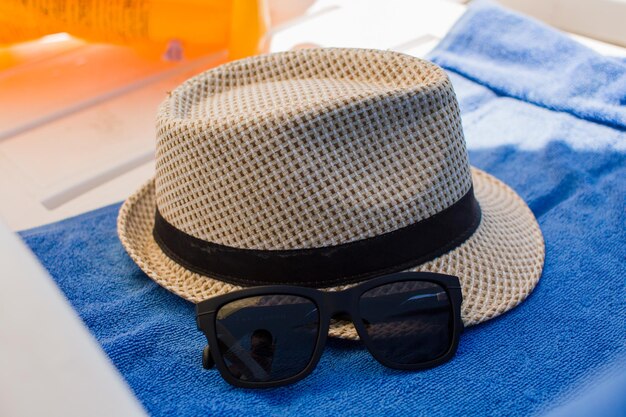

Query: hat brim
[117,167,544,339]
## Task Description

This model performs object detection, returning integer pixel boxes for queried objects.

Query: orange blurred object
[0,0,268,62]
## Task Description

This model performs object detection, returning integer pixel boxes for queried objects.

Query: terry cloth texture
[19,1,626,416]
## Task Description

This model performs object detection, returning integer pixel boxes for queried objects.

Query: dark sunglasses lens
[215,295,319,383]
[359,280,453,365]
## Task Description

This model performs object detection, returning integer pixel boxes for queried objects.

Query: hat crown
[155,48,472,250]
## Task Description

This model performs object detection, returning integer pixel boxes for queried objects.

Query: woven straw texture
[154,48,471,249]
[117,48,544,340]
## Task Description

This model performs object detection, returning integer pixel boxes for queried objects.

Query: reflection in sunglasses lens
[359,281,453,365]
[215,295,319,382]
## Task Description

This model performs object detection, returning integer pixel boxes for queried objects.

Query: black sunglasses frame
[196,271,463,388]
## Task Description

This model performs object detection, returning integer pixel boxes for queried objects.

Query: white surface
[269,0,465,53]
[499,0,626,47]
[0,218,147,417]
[0,46,226,230]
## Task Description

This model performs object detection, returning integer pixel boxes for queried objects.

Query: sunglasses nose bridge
[324,289,354,317]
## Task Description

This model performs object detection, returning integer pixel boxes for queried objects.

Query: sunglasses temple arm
[202,345,215,369]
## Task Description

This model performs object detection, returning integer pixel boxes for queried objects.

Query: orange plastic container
[0,0,268,60]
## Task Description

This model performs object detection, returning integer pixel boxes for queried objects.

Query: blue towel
[20,1,626,416]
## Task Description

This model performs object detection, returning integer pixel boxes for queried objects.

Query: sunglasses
[196,271,463,388]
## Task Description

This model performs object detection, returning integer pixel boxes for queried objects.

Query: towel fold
[20,1,626,416]
[431,0,626,130]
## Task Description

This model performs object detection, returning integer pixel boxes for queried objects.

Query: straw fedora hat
[118,48,544,339]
